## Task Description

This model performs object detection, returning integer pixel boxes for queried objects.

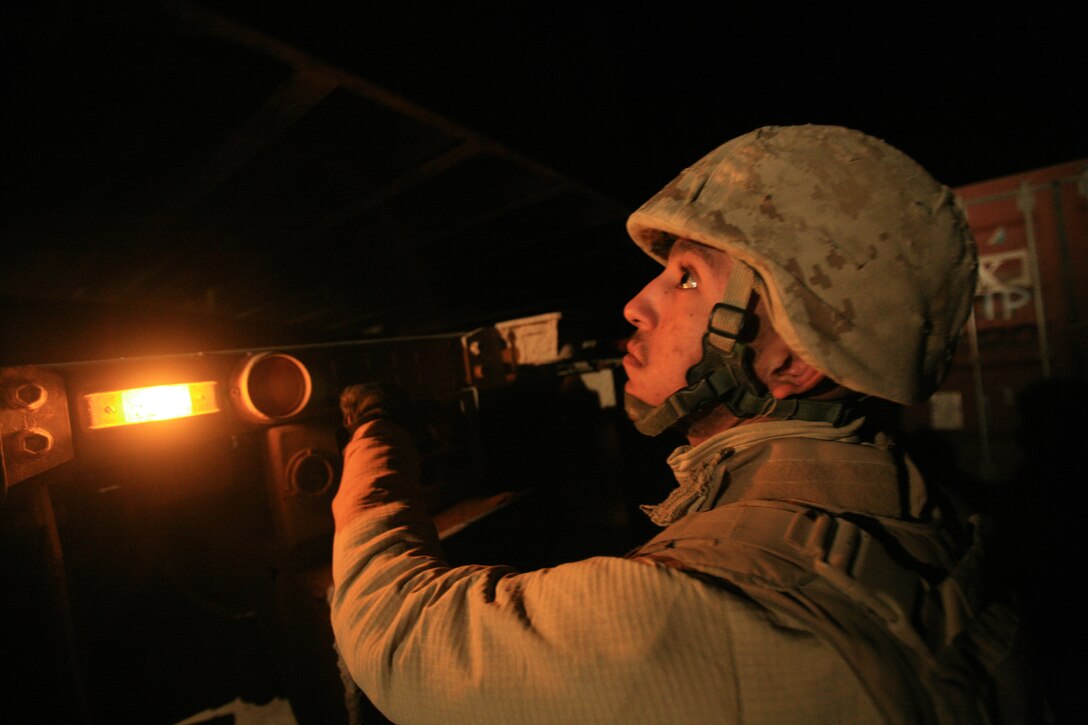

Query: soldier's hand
[339,383,410,435]
[333,382,427,532]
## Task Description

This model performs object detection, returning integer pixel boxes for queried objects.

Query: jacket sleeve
[329,419,880,724]
[328,419,704,723]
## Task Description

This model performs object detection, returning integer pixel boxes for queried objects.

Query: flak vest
[628,437,1035,725]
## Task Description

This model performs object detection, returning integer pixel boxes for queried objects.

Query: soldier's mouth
[622,336,646,368]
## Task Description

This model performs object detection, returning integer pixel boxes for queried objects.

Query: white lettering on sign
[977,249,1032,321]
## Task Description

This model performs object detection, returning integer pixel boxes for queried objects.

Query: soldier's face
[622,240,733,407]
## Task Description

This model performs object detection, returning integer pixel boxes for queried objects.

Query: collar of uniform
[641,418,882,526]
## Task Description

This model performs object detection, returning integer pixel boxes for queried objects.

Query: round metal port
[231,352,312,424]
[285,447,337,497]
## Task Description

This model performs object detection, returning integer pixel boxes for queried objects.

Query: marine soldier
[331,125,1031,723]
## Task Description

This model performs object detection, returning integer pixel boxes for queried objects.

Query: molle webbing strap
[645,365,850,426]
[751,389,857,426]
[630,374,725,436]
[630,352,750,435]
[706,261,757,354]
[631,502,953,661]
[632,502,1016,725]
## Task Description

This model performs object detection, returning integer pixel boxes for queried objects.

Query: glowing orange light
[83,382,219,430]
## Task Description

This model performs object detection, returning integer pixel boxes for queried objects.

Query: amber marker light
[82,382,219,430]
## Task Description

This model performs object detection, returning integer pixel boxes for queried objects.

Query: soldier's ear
[766,353,825,400]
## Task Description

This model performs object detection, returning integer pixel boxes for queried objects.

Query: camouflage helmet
[627,124,978,405]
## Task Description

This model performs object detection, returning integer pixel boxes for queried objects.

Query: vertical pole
[1016,182,1052,377]
[1052,180,1081,378]
[966,311,991,478]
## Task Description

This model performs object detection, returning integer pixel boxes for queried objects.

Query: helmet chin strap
[625,261,855,437]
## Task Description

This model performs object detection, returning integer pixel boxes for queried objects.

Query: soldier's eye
[678,270,698,289]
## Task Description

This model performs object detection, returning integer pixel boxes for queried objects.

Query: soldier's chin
[623,391,656,424]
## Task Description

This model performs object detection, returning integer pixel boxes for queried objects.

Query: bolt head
[9,382,47,410]
[19,428,54,456]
